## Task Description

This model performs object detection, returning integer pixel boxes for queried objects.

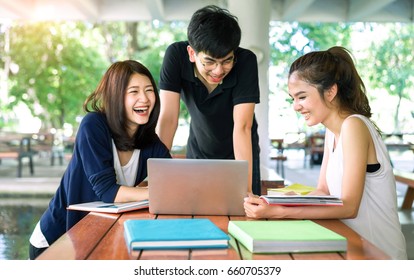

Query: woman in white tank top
[244,46,407,259]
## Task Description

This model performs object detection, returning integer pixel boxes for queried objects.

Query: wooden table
[36,209,390,260]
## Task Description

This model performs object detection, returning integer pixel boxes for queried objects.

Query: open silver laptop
[147,158,248,216]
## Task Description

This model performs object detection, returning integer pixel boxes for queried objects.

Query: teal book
[228,220,347,253]
[124,218,230,251]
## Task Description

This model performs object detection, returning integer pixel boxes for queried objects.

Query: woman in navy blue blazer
[29,60,171,259]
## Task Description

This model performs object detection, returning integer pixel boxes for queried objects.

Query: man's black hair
[187,5,241,58]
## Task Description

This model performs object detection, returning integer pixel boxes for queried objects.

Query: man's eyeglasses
[198,55,236,71]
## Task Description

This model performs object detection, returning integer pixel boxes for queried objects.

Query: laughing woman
[244,47,407,260]
[28,60,171,259]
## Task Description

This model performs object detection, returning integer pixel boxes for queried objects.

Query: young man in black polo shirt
[156,5,261,195]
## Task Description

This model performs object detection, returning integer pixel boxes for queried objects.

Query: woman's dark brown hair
[289,46,372,119]
[83,60,160,150]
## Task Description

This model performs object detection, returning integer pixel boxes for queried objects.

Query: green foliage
[7,22,108,130]
[2,20,190,132]
[270,22,352,65]
[366,23,413,99]
[269,22,352,133]
[363,23,414,132]
[2,20,412,133]
[131,21,189,121]
[93,20,190,121]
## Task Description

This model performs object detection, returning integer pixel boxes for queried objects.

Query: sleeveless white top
[325,114,407,259]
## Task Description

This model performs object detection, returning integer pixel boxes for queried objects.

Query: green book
[228,220,347,253]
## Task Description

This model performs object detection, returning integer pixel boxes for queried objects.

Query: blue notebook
[123,218,230,251]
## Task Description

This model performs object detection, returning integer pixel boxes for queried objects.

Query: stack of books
[260,195,343,206]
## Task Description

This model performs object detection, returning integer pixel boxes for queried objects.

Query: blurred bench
[271,132,324,169]
[0,136,35,177]
[32,133,65,166]
[394,169,414,210]
[0,131,74,177]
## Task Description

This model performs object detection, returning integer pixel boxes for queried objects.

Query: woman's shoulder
[342,115,369,132]
[77,112,110,137]
[343,114,377,135]
[341,115,374,146]
[80,112,107,126]
[345,114,368,122]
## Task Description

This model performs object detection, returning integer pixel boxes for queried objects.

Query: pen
[97,204,118,208]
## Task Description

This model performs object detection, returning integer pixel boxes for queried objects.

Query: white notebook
[67,200,149,213]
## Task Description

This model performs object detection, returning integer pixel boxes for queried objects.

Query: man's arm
[156,90,181,150]
[233,103,255,193]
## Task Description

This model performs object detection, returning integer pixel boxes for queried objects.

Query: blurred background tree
[268,22,353,134]
[6,22,108,131]
[363,23,414,133]
[0,20,189,134]
[0,20,413,136]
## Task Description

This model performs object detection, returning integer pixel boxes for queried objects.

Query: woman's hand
[114,185,149,202]
[244,194,277,219]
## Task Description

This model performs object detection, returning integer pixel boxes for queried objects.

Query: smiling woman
[124,73,156,135]
[245,46,408,260]
[27,60,172,260]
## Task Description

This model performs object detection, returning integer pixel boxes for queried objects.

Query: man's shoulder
[235,47,256,58]
[164,41,190,63]
[167,41,189,51]
[234,47,258,67]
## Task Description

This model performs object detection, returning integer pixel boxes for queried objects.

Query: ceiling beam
[412,0,414,21]
[0,0,32,19]
[282,0,316,20]
[144,0,165,20]
[349,0,396,21]
[0,0,412,22]
[68,0,100,21]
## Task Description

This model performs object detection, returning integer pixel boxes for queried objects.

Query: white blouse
[112,140,140,186]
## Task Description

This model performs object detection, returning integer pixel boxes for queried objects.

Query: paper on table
[267,183,316,196]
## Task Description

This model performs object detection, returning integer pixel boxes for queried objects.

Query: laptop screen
[147,158,248,216]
